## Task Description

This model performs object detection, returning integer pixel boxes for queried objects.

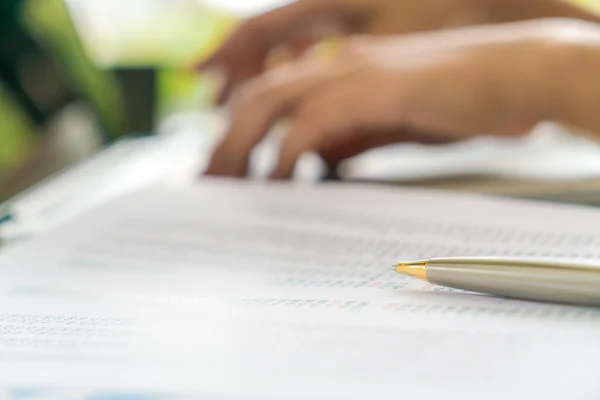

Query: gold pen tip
[392,260,429,281]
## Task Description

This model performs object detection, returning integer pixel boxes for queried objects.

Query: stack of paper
[0,180,599,399]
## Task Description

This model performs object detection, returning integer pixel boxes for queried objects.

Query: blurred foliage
[23,0,126,140]
[154,8,237,119]
[154,8,236,119]
[0,84,36,174]
[63,0,238,119]
[0,0,238,179]
[0,0,128,177]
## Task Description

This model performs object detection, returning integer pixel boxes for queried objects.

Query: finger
[194,20,277,105]
[198,1,342,70]
[198,2,348,103]
[214,36,337,105]
[266,39,318,70]
[268,118,325,180]
[213,45,299,106]
[269,74,464,178]
[280,20,347,60]
[212,30,335,105]
[206,60,357,177]
[269,78,372,179]
[216,75,236,106]
[215,50,270,105]
[215,67,262,107]
[195,51,219,72]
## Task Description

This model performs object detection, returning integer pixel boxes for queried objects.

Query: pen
[392,257,600,306]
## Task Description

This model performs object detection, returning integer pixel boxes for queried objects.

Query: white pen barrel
[426,259,600,306]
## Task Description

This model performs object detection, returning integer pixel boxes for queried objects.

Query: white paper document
[1,180,600,399]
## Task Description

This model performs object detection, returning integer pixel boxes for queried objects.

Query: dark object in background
[0,0,124,140]
[113,68,156,134]
[0,8,76,129]
[0,0,128,200]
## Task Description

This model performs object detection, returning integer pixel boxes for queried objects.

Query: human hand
[197,0,597,105]
[198,0,520,105]
[205,20,580,179]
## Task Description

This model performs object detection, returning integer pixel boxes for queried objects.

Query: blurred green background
[0,0,288,200]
